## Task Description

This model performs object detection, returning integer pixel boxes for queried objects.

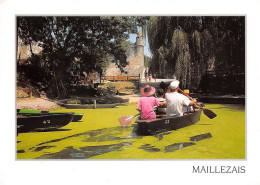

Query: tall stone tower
[122,31,145,77]
[136,30,145,55]
[105,31,145,78]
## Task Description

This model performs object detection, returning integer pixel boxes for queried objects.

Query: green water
[17,103,245,159]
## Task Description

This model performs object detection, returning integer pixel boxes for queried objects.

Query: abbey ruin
[105,31,145,79]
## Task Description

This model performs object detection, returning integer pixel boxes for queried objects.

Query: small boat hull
[17,109,84,122]
[17,113,73,133]
[135,110,202,135]
[71,113,84,122]
[62,103,117,109]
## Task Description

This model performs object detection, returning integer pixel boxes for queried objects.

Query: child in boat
[136,85,160,120]
[156,88,167,116]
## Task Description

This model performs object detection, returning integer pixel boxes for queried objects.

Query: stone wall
[17,37,42,63]
[105,31,145,78]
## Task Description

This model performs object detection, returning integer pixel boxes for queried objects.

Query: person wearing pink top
[136,85,160,120]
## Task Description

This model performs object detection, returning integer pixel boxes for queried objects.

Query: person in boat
[164,80,197,117]
[156,88,167,116]
[159,81,168,95]
[136,85,160,120]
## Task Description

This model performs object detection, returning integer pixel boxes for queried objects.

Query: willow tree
[172,29,191,88]
[147,16,245,91]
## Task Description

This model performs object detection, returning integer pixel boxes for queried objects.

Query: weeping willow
[147,16,245,91]
[172,29,191,88]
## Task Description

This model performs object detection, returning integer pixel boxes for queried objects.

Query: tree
[147,16,245,90]
[144,55,151,68]
[17,16,146,98]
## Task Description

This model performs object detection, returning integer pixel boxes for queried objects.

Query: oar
[118,109,157,127]
[178,89,217,119]
[118,113,140,127]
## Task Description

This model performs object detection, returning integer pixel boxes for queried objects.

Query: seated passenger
[156,88,167,116]
[136,85,160,120]
[165,80,197,117]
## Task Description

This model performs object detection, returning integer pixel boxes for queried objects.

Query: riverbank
[17,93,141,111]
[17,98,61,111]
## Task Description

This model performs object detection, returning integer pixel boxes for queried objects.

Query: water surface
[17,103,245,159]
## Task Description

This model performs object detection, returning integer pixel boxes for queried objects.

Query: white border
[1,0,260,184]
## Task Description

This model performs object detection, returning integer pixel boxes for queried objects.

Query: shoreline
[17,93,141,111]
[17,98,61,111]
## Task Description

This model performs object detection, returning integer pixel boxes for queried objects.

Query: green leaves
[147,16,245,90]
[17,16,148,98]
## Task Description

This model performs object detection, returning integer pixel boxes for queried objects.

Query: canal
[17,103,245,159]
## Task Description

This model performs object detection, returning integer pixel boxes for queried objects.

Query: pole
[93,100,96,109]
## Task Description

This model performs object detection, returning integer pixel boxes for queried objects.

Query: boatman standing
[165,80,197,117]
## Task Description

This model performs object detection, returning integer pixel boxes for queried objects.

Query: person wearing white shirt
[165,80,197,117]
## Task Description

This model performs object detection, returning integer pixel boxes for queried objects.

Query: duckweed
[17,103,245,159]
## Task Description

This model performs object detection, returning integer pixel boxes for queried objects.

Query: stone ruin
[105,31,145,79]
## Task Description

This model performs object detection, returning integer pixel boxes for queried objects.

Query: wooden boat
[71,113,84,122]
[61,103,118,109]
[17,113,73,133]
[17,109,84,122]
[135,109,202,135]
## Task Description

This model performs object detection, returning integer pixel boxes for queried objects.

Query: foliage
[144,55,151,68]
[100,81,136,94]
[17,16,146,98]
[147,16,245,91]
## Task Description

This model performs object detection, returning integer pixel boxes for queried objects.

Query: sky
[128,33,152,57]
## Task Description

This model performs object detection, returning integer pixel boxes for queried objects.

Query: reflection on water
[24,128,213,158]
[18,125,214,158]
[17,150,25,153]
[17,103,245,159]
[210,104,245,110]
[165,142,195,152]
[82,127,142,142]
[33,145,55,152]
[153,131,172,141]
[31,126,140,159]
[139,144,160,152]
[36,142,134,159]
[34,126,142,147]
[190,133,212,142]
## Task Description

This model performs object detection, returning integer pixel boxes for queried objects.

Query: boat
[17,112,73,133]
[135,109,202,135]
[71,113,84,122]
[17,109,84,122]
[61,103,118,109]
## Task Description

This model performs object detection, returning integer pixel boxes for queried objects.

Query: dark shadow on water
[17,141,22,143]
[33,145,56,152]
[35,126,143,147]
[209,106,229,110]
[38,128,72,132]
[82,126,142,142]
[210,104,245,111]
[18,128,72,134]
[139,144,160,152]
[165,142,195,152]
[36,141,134,159]
[17,150,25,153]
[190,133,212,142]
[153,130,172,141]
